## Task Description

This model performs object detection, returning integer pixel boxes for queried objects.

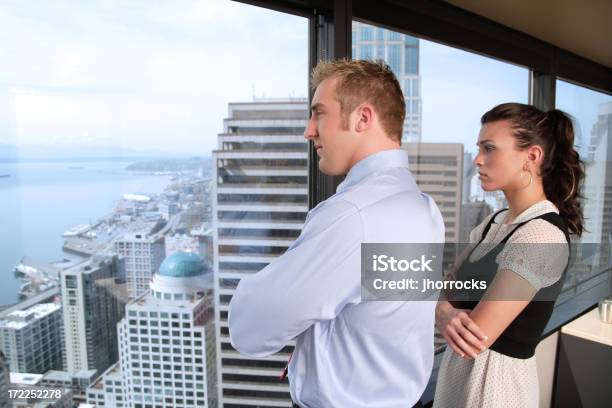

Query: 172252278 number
[8,389,63,399]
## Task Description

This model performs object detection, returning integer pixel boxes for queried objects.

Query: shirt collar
[336,149,409,194]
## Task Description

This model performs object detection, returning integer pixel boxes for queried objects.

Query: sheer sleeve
[495,219,569,290]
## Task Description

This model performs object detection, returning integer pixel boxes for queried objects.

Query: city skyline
[0,1,609,407]
[0,95,610,407]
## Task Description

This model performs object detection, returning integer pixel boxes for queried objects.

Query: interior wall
[536,331,559,408]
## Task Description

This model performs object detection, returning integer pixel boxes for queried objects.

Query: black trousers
[292,400,424,408]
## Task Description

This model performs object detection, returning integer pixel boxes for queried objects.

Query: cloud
[1,0,606,159]
[0,0,308,156]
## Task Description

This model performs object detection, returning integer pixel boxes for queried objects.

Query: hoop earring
[520,169,533,189]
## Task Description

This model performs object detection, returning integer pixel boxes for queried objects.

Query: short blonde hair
[311,59,405,142]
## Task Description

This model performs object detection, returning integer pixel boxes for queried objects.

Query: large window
[0,1,307,407]
[554,80,612,310]
[0,2,609,407]
[353,21,529,246]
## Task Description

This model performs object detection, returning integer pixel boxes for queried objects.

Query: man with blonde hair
[229,59,444,408]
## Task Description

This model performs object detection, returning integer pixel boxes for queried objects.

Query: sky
[0,0,609,158]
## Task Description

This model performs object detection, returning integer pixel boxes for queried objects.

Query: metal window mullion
[530,71,556,112]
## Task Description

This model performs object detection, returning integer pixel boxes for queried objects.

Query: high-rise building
[0,303,63,374]
[213,99,308,407]
[87,252,216,408]
[60,255,126,375]
[120,251,215,408]
[9,372,73,408]
[581,101,612,269]
[404,143,463,242]
[86,362,125,408]
[0,352,10,408]
[115,232,166,299]
[462,152,474,204]
[40,369,97,403]
[352,22,422,143]
[404,143,463,267]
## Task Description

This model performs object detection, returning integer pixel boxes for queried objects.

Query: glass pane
[0,1,307,408]
[352,21,529,246]
[556,80,612,274]
[360,26,374,41]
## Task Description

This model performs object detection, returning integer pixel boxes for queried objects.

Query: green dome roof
[158,252,209,278]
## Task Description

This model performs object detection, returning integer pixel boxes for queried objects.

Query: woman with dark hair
[433,103,584,407]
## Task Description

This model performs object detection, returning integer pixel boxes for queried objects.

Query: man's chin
[318,162,343,176]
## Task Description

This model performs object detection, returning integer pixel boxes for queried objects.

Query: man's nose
[304,118,317,140]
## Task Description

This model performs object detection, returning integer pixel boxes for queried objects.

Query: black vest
[450,209,570,359]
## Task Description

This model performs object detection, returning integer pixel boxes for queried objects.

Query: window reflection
[556,80,612,292]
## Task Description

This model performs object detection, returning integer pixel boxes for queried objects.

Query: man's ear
[354,104,374,132]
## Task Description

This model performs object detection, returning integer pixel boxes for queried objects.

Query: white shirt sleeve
[495,219,569,290]
[228,199,364,357]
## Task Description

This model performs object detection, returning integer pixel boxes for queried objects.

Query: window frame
[235,0,611,404]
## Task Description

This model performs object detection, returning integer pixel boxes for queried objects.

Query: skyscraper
[60,255,125,375]
[404,143,463,243]
[581,101,612,269]
[0,352,9,408]
[213,99,308,407]
[352,22,422,143]
[114,232,166,299]
[121,251,215,408]
[87,252,216,408]
[0,303,63,374]
[86,362,125,408]
[404,143,463,268]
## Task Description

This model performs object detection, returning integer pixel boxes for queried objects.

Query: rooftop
[10,372,43,385]
[0,303,60,330]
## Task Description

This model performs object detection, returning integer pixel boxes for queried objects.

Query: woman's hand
[436,301,488,358]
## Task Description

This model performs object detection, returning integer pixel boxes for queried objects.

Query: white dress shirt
[229,149,445,408]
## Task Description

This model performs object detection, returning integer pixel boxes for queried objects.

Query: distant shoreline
[0,156,211,163]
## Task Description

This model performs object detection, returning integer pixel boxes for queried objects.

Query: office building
[41,369,97,403]
[0,303,63,374]
[0,352,10,408]
[352,21,422,143]
[87,252,216,408]
[86,362,125,408]
[581,101,612,268]
[212,99,308,407]
[9,372,72,408]
[60,255,126,375]
[404,143,463,243]
[115,232,166,299]
[119,251,215,408]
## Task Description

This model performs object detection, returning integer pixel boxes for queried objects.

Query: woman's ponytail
[539,109,585,236]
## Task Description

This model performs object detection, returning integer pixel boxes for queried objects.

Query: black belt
[292,399,424,408]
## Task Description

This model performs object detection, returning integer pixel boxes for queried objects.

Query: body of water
[0,160,172,307]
